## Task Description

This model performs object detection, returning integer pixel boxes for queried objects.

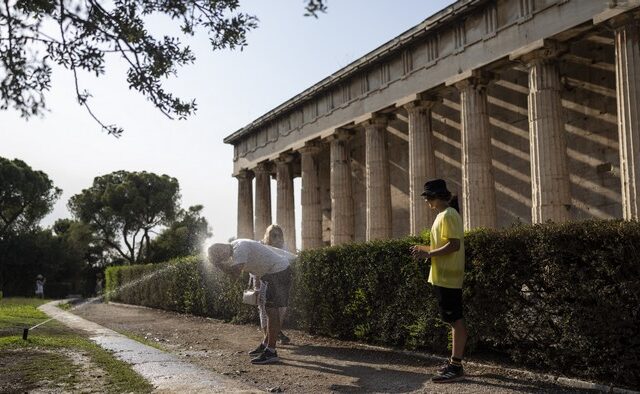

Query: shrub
[105,256,257,323]
[106,220,640,388]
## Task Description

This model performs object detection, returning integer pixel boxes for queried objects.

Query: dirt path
[73,302,596,393]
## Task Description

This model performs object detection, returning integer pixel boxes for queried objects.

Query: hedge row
[106,220,640,388]
[104,256,257,324]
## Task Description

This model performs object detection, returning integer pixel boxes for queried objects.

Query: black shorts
[261,267,292,308]
[433,285,464,323]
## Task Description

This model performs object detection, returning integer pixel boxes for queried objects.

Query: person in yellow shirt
[411,178,467,383]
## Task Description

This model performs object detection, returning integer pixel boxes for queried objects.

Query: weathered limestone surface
[455,76,497,230]
[329,130,355,245]
[364,117,393,240]
[387,116,410,239]
[235,170,254,240]
[253,162,272,240]
[227,0,617,175]
[614,15,640,220]
[318,149,332,244]
[276,155,296,252]
[521,43,572,223]
[227,1,640,245]
[300,144,323,249]
[405,100,437,235]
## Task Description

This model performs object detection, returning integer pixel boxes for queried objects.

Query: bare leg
[265,307,281,349]
[257,281,268,342]
[451,318,467,359]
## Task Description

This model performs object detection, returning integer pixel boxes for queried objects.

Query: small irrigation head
[22,328,29,340]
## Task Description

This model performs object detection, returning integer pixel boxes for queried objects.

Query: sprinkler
[22,328,29,340]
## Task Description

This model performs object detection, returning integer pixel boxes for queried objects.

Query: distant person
[209,238,295,365]
[35,274,46,299]
[411,179,467,383]
[95,272,104,296]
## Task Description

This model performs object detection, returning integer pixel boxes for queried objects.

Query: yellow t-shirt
[428,207,465,289]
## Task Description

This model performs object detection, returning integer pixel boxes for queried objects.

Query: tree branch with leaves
[1,0,326,136]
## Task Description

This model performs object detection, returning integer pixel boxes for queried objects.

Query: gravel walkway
[68,302,615,393]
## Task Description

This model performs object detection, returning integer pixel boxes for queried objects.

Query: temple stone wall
[388,117,410,238]
[562,34,621,220]
[225,0,640,247]
[350,132,367,243]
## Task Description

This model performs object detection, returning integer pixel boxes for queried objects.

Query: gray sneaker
[248,343,266,356]
[432,363,464,383]
[250,348,280,364]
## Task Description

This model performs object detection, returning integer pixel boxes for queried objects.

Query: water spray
[21,264,177,340]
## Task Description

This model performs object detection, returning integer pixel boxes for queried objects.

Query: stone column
[613,15,640,220]
[235,169,254,240]
[455,75,497,230]
[363,116,393,240]
[254,162,272,240]
[405,100,437,235]
[300,143,323,249]
[329,129,354,245]
[521,43,572,223]
[275,154,296,252]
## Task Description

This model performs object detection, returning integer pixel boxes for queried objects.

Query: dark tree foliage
[0,0,326,136]
[0,156,62,239]
[148,204,212,263]
[68,170,180,264]
[304,0,327,17]
[53,217,107,267]
[0,226,89,297]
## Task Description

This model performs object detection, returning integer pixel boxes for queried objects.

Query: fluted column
[613,15,640,220]
[276,154,296,252]
[405,100,437,235]
[363,116,392,240]
[254,162,272,240]
[300,143,323,250]
[522,43,572,223]
[455,75,497,230]
[329,129,354,245]
[235,169,254,240]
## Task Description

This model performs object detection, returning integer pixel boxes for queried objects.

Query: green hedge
[105,256,257,323]
[106,220,640,388]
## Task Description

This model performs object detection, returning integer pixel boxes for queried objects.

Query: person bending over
[250,224,291,351]
[208,238,294,364]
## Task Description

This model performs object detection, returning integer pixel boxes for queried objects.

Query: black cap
[421,179,450,197]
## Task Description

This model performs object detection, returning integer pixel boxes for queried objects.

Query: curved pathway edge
[38,301,261,393]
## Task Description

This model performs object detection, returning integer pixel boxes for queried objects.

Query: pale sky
[1,0,455,248]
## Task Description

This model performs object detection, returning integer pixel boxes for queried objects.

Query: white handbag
[242,289,259,305]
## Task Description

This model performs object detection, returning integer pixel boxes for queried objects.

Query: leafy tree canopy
[148,204,212,263]
[0,156,62,239]
[0,0,326,136]
[68,170,180,264]
[53,217,108,266]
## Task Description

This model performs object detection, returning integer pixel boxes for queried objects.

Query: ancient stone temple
[224,0,640,250]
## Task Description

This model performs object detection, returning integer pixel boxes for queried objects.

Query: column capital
[253,161,272,175]
[299,141,323,155]
[274,152,295,165]
[361,114,392,130]
[513,40,568,65]
[403,98,438,113]
[453,70,494,91]
[234,168,254,180]
[326,127,353,142]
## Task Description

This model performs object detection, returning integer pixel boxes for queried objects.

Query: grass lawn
[0,298,153,393]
